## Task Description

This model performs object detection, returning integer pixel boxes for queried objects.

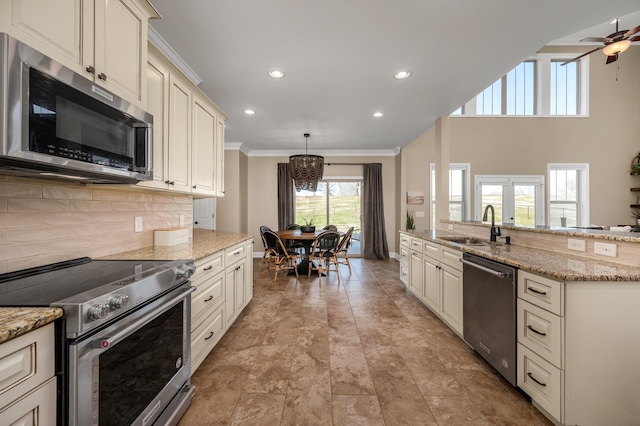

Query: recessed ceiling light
[243,109,256,115]
[373,112,384,118]
[394,70,411,79]
[268,69,285,79]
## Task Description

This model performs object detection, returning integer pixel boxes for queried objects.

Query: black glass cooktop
[0,257,172,307]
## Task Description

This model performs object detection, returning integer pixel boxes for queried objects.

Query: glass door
[295,180,362,256]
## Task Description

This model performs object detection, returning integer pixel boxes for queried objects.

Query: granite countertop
[0,307,63,344]
[402,229,640,282]
[100,229,253,261]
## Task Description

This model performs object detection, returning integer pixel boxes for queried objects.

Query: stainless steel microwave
[0,33,153,184]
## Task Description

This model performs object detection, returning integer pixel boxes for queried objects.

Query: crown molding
[223,143,401,157]
[148,25,203,86]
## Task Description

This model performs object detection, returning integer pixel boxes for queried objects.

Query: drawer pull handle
[205,331,214,340]
[527,286,547,295]
[527,325,546,336]
[204,295,213,302]
[203,266,213,271]
[527,372,547,387]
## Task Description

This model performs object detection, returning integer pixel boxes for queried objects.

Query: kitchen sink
[438,236,488,246]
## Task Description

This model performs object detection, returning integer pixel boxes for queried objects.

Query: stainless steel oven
[0,257,196,426]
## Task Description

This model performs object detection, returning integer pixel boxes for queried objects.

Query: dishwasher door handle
[460,258,511,279]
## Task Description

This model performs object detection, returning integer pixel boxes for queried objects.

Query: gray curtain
[277,163,294,231]
[362,163,389,259]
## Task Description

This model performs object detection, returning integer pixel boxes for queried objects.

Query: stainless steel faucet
[482,204,501,242]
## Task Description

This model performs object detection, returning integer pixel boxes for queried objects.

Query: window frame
[453,53,589,117]
[430,163,471,229]
[547,163,589,227]
[474,175,545,226]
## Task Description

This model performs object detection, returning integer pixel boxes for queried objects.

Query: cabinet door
[245,240,254,304]
[139,45,170,190]
[234,263,246,313]
[409,251,423,299]
[225,266,236,325]
[0,0,82,69]
[0,377,57,426]
[214,114,226,196]
[191,93,217,195]
[422,256,440,312]
[93,0,146,104]
[168,73,192,192]
[440,266,463,335]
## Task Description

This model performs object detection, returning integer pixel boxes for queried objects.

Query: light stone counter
[402,229,640,281]
[0,307,63,344]
[99,229,253,261]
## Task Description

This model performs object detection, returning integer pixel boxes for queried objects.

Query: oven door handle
[460,258,511,279]
[90,285,195,351]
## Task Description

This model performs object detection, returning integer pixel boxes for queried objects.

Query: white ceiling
[148,1,640,153]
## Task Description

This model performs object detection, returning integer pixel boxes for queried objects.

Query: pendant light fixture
[289,133,324,192]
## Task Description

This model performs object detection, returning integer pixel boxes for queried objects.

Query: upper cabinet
[141,43,227,197]
[0,0,160,108]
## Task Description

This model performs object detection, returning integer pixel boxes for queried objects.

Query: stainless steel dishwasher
[461,252,517,386]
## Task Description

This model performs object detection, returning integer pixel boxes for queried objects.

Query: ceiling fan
[561,19,640,66]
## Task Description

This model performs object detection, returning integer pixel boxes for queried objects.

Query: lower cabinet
[0,323,57,425]
[190,238,254,375]
[421,240,463,336]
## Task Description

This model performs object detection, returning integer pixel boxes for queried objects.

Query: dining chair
[335,227,354,273]
[258,225,273,271]
[286,223,305,254]
[308,230,341,280]
[263,230,300,281]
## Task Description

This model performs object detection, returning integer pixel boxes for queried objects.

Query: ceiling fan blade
[579,36,611,43]
[560,46,604,66]
[623,25,640,38]
[630,35,640,42]
[606,54,618,64]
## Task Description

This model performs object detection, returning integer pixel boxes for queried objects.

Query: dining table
[277,229,341,275]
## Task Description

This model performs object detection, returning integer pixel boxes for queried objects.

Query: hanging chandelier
[289,133,324,192]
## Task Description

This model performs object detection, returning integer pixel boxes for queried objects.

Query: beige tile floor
[178,258,553,426]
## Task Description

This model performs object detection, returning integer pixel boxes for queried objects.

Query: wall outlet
[179,214,185,227]
[567,238,586,252]
[594,241,617,258]
[448,224,454,231]
[415,211,425,218]
[134,216,143,233]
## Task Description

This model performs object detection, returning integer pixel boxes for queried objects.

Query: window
[475,175,544,227]
[452,54,588,117]
[431,163,470,229]
[548,163,589,227]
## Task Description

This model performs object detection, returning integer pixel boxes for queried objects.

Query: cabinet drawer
[399,246,409,266]
[192,272,224,323]
[225,242,246,266]
[191,305,225,366]
[518,343,563,423]
[400,264,409,285]
[518,271,564,316]
[399,232,411,246]
[409,237,423,252]
[193,251,224,284]
[0,376,56,425]
[422,240,439,260]
[517,300,564,369]
[440,246,462,271]
[0,324,55,410]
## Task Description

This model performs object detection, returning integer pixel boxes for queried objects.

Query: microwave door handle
[133,123,152,174]
[89,285,194,351]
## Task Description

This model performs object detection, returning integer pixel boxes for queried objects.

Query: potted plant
[406,210,415,230]
[631,210,640,225]
[301,217,316,233]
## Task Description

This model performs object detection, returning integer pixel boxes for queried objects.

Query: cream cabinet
[0,323,57,425]
[0,0,160,107]
[399,235,409,286]
[225,242,248,325]
[140,43,226,197]
[421,240,463,336]
[408,247,423,299]
[517,270,640,426]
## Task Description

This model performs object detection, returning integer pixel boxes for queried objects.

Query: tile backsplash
[0,175,193,273]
